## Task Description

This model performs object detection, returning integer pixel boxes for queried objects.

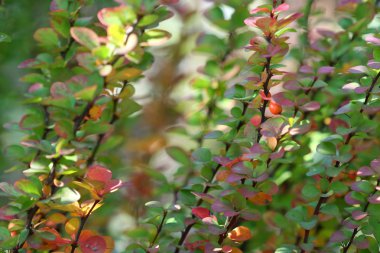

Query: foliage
[1,0,380,253]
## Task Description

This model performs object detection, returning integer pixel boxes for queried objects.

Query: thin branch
[70,200,100,253]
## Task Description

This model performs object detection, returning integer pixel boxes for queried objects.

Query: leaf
[34,28,60,49]
[349,65,368,74]
[301,183,320,199]
[74,85,98,101]
[138,14,159,27]
[87,165,112,182]
[316,141,336,155]
[70,27,100,49]
[192,148,212,163]
[80,235,108,253]
[166,147,191,166]
[106,68,142,83]
[65,218,80,235]
[192,207,210,219]
[14,177,42,198]
[51,187,81,204]
[248,192,272,205]
[228,226,252,242]
[98,6,137,26]
[141,29,171,46]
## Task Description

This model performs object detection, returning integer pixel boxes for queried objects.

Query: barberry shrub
[1,0,380,253]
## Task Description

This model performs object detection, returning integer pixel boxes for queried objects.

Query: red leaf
[87,165,112,182]
[80,235,107,253]
[192,207,210,219]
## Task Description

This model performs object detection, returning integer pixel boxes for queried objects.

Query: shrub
[1,0,380,253]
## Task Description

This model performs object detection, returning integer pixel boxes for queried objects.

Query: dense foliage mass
[1,0,380,252]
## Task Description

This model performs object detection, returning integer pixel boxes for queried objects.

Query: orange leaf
[89,105,104,120]
[228,226,252,242]
[248,192,272,205]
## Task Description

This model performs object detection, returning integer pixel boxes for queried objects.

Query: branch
[70,200,100,253]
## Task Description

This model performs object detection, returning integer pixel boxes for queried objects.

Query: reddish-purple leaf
[318,66,335,74]
[368,60,380,69]
[342,82,360,91]
[272,92,294,107]
[365,34,380,45]
[300,101,320,111]
[354,238,369,249]
[270,148,285,159]
[354,86,369,94]
[342,219,360,229]
[317,29,336,37]
[334,103,351,115]
[368,194,380,204]
[226,173,244,183]
[51,82,69,98]
[348,65,368,74]
[370,159,380,172]
[299,65,313,74]
[18,58,38,69]
[240,209,261,221]
[345,192,361,205]
[329,231,346,243]
[357,166,374,176]
[351,210,367,220]
[28,83,43,93]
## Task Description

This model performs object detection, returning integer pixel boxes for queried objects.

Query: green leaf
[141,29,171,46]
[205,6,229,30]
[192,148,212,163]
[331,181,348,195]
[5,145,26,160]
[51,187,81,204]
[286,206,306,223]
[374,48,380,62]
[51,14,70,38]
[119,98,142,117]
[0,226,10,241]
[34,28,60,50]
[300,217,317,230]
[166,147,191,167]
[301,183,320,199]
[316,141,336,155]
[74,85,98,101]
[92,45,113,60]
[70,27,100,49]
[98,6,137,26]
[14,177,42,198]
[138,14,159,27]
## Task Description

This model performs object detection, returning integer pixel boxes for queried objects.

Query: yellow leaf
[106,68,142,83]
[65,217,80,235]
